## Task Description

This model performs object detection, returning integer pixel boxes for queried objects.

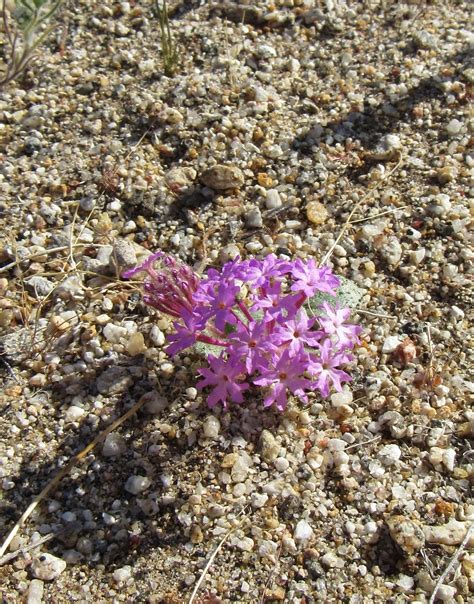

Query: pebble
[265,189,282,210]
[25,276,54,298]
[321,551,344,569]
[377,444,402,466]
[231,451,252,483]
[102,433,127,457]
[31,553,67,581]
[200,164,244,190]
[306,200,329,225]
[330,391,353,407]
[386,516,425,555]
[124,475,151,495]
[27,579,44,604]
[382,335,403,354]
[380,236,402,265]
[423,520,474,546]
[64,405,85,423]
[202,415,220,439]
[246,207,263,228]
[126,332,146,356]
[102,323,127,343]
[294,519,314,544]
[113,566,132,584]
[435,585,457,602]
[446,118,463,135]
[259,430,280,462]
[109,239,137,272]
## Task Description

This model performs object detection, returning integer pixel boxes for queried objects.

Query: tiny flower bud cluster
[124,253,361,411]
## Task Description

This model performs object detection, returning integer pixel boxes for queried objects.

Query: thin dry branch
[0,395,148,560]
[428,523,473,604]
[320,152,403,266]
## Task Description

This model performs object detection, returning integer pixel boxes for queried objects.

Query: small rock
[413,30,437,49]
[202,416,220,439]
[25,276,54,298]
[423,520,474,546]
[103,323,128,343]
[435,585,457,602]
[246,207,263,228]
[306,200,329,225]
[113,565,132,584]
[265,189,282,210]
[386,515,425,555]
[330,391,353,407]
[126,332,146,356]
[102,433,127,457]
[259,430,280,462]
[65,406,85,423]
[165,166,197,192]
[218,243,240,263]
[231,451,252,483]
[378,444,402,466]
[446,118,463,136]
[27,579,44,604]
[321,551,344,569]
[294,519,314,544]
[54,276,84,300]
[236,537,254,552]
[31,553,66,581]
[380,236,402,265]
[373,134,402,159]
[382,335,403,354]
[109,239,137,273]
[200,164,244,190]
[395,574,414,593]
[125,475,151,495]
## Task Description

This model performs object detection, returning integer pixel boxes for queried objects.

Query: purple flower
[123,252,200,318]
[254,349,312,411]
[318,302,362,349]
[291,258,340,298]
[228,321,275,373]
[166,309,207,356]
[126,251,361,411]
[197,354,249,408]
[245,254,292,288]
[307,339,353,397]
[272,308,323,355]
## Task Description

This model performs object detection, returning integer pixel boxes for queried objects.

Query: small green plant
[0,0,64,87]
[153,0,178,77]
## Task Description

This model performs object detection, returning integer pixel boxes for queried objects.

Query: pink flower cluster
[124,253,361,411]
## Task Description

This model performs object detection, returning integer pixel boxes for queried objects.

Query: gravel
[0,0,472,602]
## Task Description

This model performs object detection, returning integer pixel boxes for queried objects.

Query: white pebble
[203,416,220,439]
[27,579,44,604]
[31,554,66,581]
[124,475,150,495]
[65,406,85,423]
[113,566,132,584]
[274,457,289,472]
[330,391,353,406]
[327,438,347,452]
[265,189,282,210]
[294,519,314,543]
[382,335,403,353]
[446,119,463,135]
[251,492,268,509]
[378,444,402,466]
[321,552,344,568]
[103,323,127,343]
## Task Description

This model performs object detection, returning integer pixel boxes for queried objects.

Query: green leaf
[305,277,365,318]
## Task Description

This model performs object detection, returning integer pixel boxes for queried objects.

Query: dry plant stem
[188,508,247,604]
[0,396,148,559]
[0,532,55,566]
[428,523,473,604]
[320,152,403,266]
[349,205,409,224]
